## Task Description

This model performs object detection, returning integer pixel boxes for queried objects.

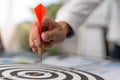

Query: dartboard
[0,64,104,80]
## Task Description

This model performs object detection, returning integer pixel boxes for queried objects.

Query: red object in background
[34,4,46,38]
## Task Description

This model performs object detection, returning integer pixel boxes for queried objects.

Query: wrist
[58,21,74,38]
[58,21,71,36]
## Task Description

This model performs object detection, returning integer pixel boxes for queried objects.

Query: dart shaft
[38,46,43,64]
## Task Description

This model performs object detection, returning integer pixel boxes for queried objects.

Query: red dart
[34,4,46,64]
[34,4,46,38]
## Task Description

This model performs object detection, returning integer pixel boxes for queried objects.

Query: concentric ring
[0,64,104,80]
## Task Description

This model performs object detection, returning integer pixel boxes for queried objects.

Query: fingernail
[34,39,40,47]
[32,47,38,52]
[42,33,49,41]
[32,48,36,52]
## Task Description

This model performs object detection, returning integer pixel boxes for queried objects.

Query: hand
[29,17,71,52]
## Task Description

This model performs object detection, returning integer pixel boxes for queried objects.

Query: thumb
[41,30,57,42]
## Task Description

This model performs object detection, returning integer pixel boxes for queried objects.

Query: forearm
[56,0,104,35]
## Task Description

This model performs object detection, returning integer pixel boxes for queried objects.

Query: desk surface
[43,56,120,80]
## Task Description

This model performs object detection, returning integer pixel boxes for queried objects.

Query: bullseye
[26,72,44,76]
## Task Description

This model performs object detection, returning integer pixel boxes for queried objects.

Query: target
[0,64,104,80]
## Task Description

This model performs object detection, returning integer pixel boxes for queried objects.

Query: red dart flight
[34,4,46,38]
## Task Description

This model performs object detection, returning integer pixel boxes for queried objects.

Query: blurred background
[0,0,109,57]
[0,0,120,80]
[0,0,118,58]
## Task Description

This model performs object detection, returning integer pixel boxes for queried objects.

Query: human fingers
[29,21,41,49]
